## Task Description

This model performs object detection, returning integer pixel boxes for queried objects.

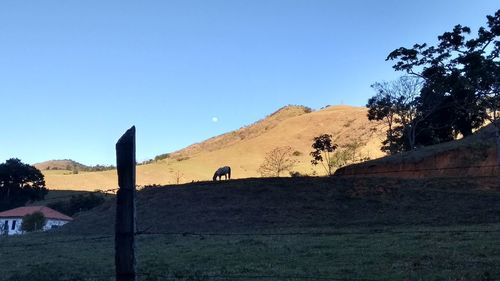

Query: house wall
[0,218,23,235]
[0,218,70,235]
[44,219,69,231]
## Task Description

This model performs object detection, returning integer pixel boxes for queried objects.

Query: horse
[213,166,231,181]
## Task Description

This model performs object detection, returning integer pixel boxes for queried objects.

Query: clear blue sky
[0,1,498,165]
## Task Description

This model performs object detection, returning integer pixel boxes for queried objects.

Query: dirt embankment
[336,146,497,178]
[335,124,499,179]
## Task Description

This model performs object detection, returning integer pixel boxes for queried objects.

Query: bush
[289,171,307,177]
[21,211,46,232]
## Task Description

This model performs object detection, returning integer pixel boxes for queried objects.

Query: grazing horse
[213,166,231,181]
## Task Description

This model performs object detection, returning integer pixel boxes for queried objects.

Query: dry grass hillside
[41,105,386,190]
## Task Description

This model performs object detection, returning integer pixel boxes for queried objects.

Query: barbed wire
[4,226,500,250]
[334,163,500,177]
[0,271,384,281]
[135,273,382,281]
[0,234,113,248]
[135,228,500,238]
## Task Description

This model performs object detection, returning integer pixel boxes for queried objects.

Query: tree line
[367,10,499,154]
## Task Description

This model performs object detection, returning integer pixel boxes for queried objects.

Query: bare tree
[258,146,296,177]
[368,76,423,153]
[174,170,184,184]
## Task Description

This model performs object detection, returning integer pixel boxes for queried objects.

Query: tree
[386,10,499,142]
[21,211,46,232]
[367,76,423,154]
[0,158,48,211]
[258,146,296,177]
[310,134,338,176]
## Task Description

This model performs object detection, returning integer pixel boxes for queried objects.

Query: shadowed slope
[62,177,500,235]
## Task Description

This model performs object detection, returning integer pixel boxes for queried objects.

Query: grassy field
[1,177,499,281]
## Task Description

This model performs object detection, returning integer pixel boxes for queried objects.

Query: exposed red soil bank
[335,124,499,179]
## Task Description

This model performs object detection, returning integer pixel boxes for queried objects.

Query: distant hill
[41,104,387,190]
[34,159,88,171]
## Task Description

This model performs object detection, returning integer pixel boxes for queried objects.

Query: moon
[212,117,219,123]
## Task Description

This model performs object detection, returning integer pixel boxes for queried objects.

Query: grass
[1,177,499,280]
[2,224,499,281]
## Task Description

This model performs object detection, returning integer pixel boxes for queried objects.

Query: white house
[0,206,73,235]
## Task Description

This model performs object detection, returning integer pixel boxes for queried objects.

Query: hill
[34,159,88,171]
[41,105,387,190]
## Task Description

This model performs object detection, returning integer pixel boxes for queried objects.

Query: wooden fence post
[115,126,136,281]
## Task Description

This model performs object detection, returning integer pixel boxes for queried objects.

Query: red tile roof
[0,206,73,221]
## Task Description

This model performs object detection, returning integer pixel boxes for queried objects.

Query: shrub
[289,171,307,177]
[303,106,313,113]
[21,211,46,232]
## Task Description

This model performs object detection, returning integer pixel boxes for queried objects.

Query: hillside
[63,177,500,235]
[41,105,386,190]
[335,122,499,178]
[170,105,314,159]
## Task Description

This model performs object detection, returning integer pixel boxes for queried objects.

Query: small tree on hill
[310,134,338,176]
[258,146,296,177]
[174,170,184,184]
[21,211,46,232]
